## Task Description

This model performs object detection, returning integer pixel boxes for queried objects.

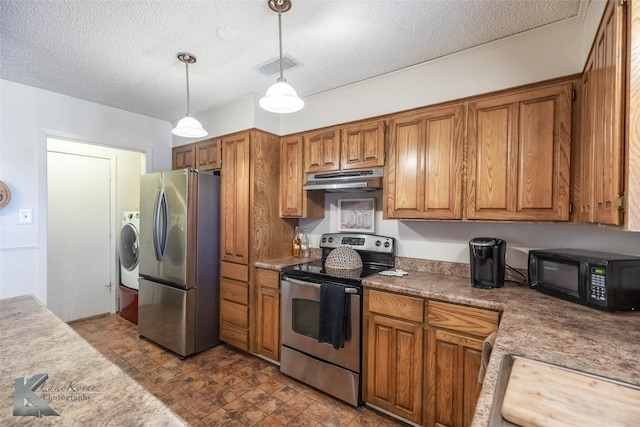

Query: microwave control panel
[589,266,607,303]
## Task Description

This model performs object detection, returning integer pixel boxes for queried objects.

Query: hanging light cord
[277,0,285,82]
[184,58,191,115]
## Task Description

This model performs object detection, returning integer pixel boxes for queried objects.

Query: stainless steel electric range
[280,232,396,406]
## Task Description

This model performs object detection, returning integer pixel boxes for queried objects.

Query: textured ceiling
[0,0,585,122]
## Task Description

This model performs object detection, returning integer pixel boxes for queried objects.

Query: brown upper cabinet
[466,82,572,221]
[172,144,196,169]
[279,135,324,218]
[172,138,222,171]
[303,120,385,173]
[385,104,464,220]
[628,0,640,231]
[195,138,222,170]
[578,0,626,226]
[304,127,341,173]
[340,121,386,170]
[220,132,250,265]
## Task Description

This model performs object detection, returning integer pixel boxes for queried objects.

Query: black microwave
[528,248,640,311]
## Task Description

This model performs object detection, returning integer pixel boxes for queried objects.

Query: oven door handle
[283,277,359,294]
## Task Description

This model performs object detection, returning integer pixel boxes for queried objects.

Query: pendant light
[172,52,208,138]
[259,0,304,114]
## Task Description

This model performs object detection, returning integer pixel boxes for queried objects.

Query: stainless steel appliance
[302,167,383,191]
[138,169,221,357]
[280,233,395,406]
[470,237,506,289]
[528,248,640,311]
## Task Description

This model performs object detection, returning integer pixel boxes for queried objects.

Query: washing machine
[120,211,140,288]
[119,211,139,324]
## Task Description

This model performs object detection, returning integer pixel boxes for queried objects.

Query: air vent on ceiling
[256,54,302,76]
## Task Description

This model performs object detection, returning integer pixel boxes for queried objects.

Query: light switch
[19,209,33,224]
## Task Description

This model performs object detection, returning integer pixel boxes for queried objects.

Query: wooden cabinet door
[425,329,483,427]
[366,314,423,424]
[579,54,596,222]
[340,121,385,170]
[172,144,196,170]
[304,128,340,173]
[257,286,280,361]
[385,105,464,220]
[466,83,571,221]
[256,269,280,361]
[581,0,626,226]
[279,135,324,218]
[220,133,250,264]
[195,138,222,170]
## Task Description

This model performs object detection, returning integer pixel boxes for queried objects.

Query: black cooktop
[281,259,389,286]
[281,232,396,286]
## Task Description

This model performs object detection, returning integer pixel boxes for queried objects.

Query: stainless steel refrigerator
[138,168,220,357]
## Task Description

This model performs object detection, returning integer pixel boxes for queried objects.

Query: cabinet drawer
[256,268,280,289]
[221,261,249,282]
[220,322,249,351]
[220,300,249,328]
[220,278,249,305]
[427,300,499,336]
[368,289,424,323]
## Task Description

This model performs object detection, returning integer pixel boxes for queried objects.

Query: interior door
[47,151,112,322]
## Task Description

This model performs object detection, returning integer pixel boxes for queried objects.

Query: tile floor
[70,314,406,427]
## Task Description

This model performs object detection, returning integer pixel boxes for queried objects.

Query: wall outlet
[19,209,33,225]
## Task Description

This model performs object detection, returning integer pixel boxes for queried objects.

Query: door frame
[38,128,150,314]
[46,141,118,315]
[36,129,152,309]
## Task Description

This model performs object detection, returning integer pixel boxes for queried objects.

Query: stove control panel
[320,233,395,254]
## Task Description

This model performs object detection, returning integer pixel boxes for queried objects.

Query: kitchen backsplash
[395,256,528,285]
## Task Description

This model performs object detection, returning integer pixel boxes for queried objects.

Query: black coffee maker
[469,237,506,289]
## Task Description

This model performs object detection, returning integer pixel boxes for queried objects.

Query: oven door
[281,276,360,373]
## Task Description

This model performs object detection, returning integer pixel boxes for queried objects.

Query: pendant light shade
[260,0,304,114]
[172,52,208,138]
[172,115,207,138]
[259,78,304,113]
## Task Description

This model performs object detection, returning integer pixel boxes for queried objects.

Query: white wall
[1,1,615,304]
[300,192,640,271]
[294,1,640,270]
[48,138,144,214]
[170,1,605,143]
[0,80,171,303]
[281,2,605,134]
[172,94,281,147]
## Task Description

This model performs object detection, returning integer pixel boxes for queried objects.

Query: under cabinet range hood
[303,167,383,192]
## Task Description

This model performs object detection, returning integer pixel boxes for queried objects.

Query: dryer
[120,211,140,289]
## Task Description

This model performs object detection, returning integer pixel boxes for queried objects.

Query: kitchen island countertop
[362,271,640,427]
[0,295,187,426]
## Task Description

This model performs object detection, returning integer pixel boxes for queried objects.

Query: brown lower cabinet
[364,289,500,427]
[425,329,483,427]
[366,313,424,423]
[220,262,250,351]
[256,268,280,361]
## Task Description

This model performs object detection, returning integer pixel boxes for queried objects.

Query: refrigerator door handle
[152,189,169,260]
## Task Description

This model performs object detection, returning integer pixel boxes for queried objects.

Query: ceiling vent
[256,54,302,76]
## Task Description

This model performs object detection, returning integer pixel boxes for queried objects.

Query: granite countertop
[255,255,320,271]
[0,295,186,426]
[362,271,640,427]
